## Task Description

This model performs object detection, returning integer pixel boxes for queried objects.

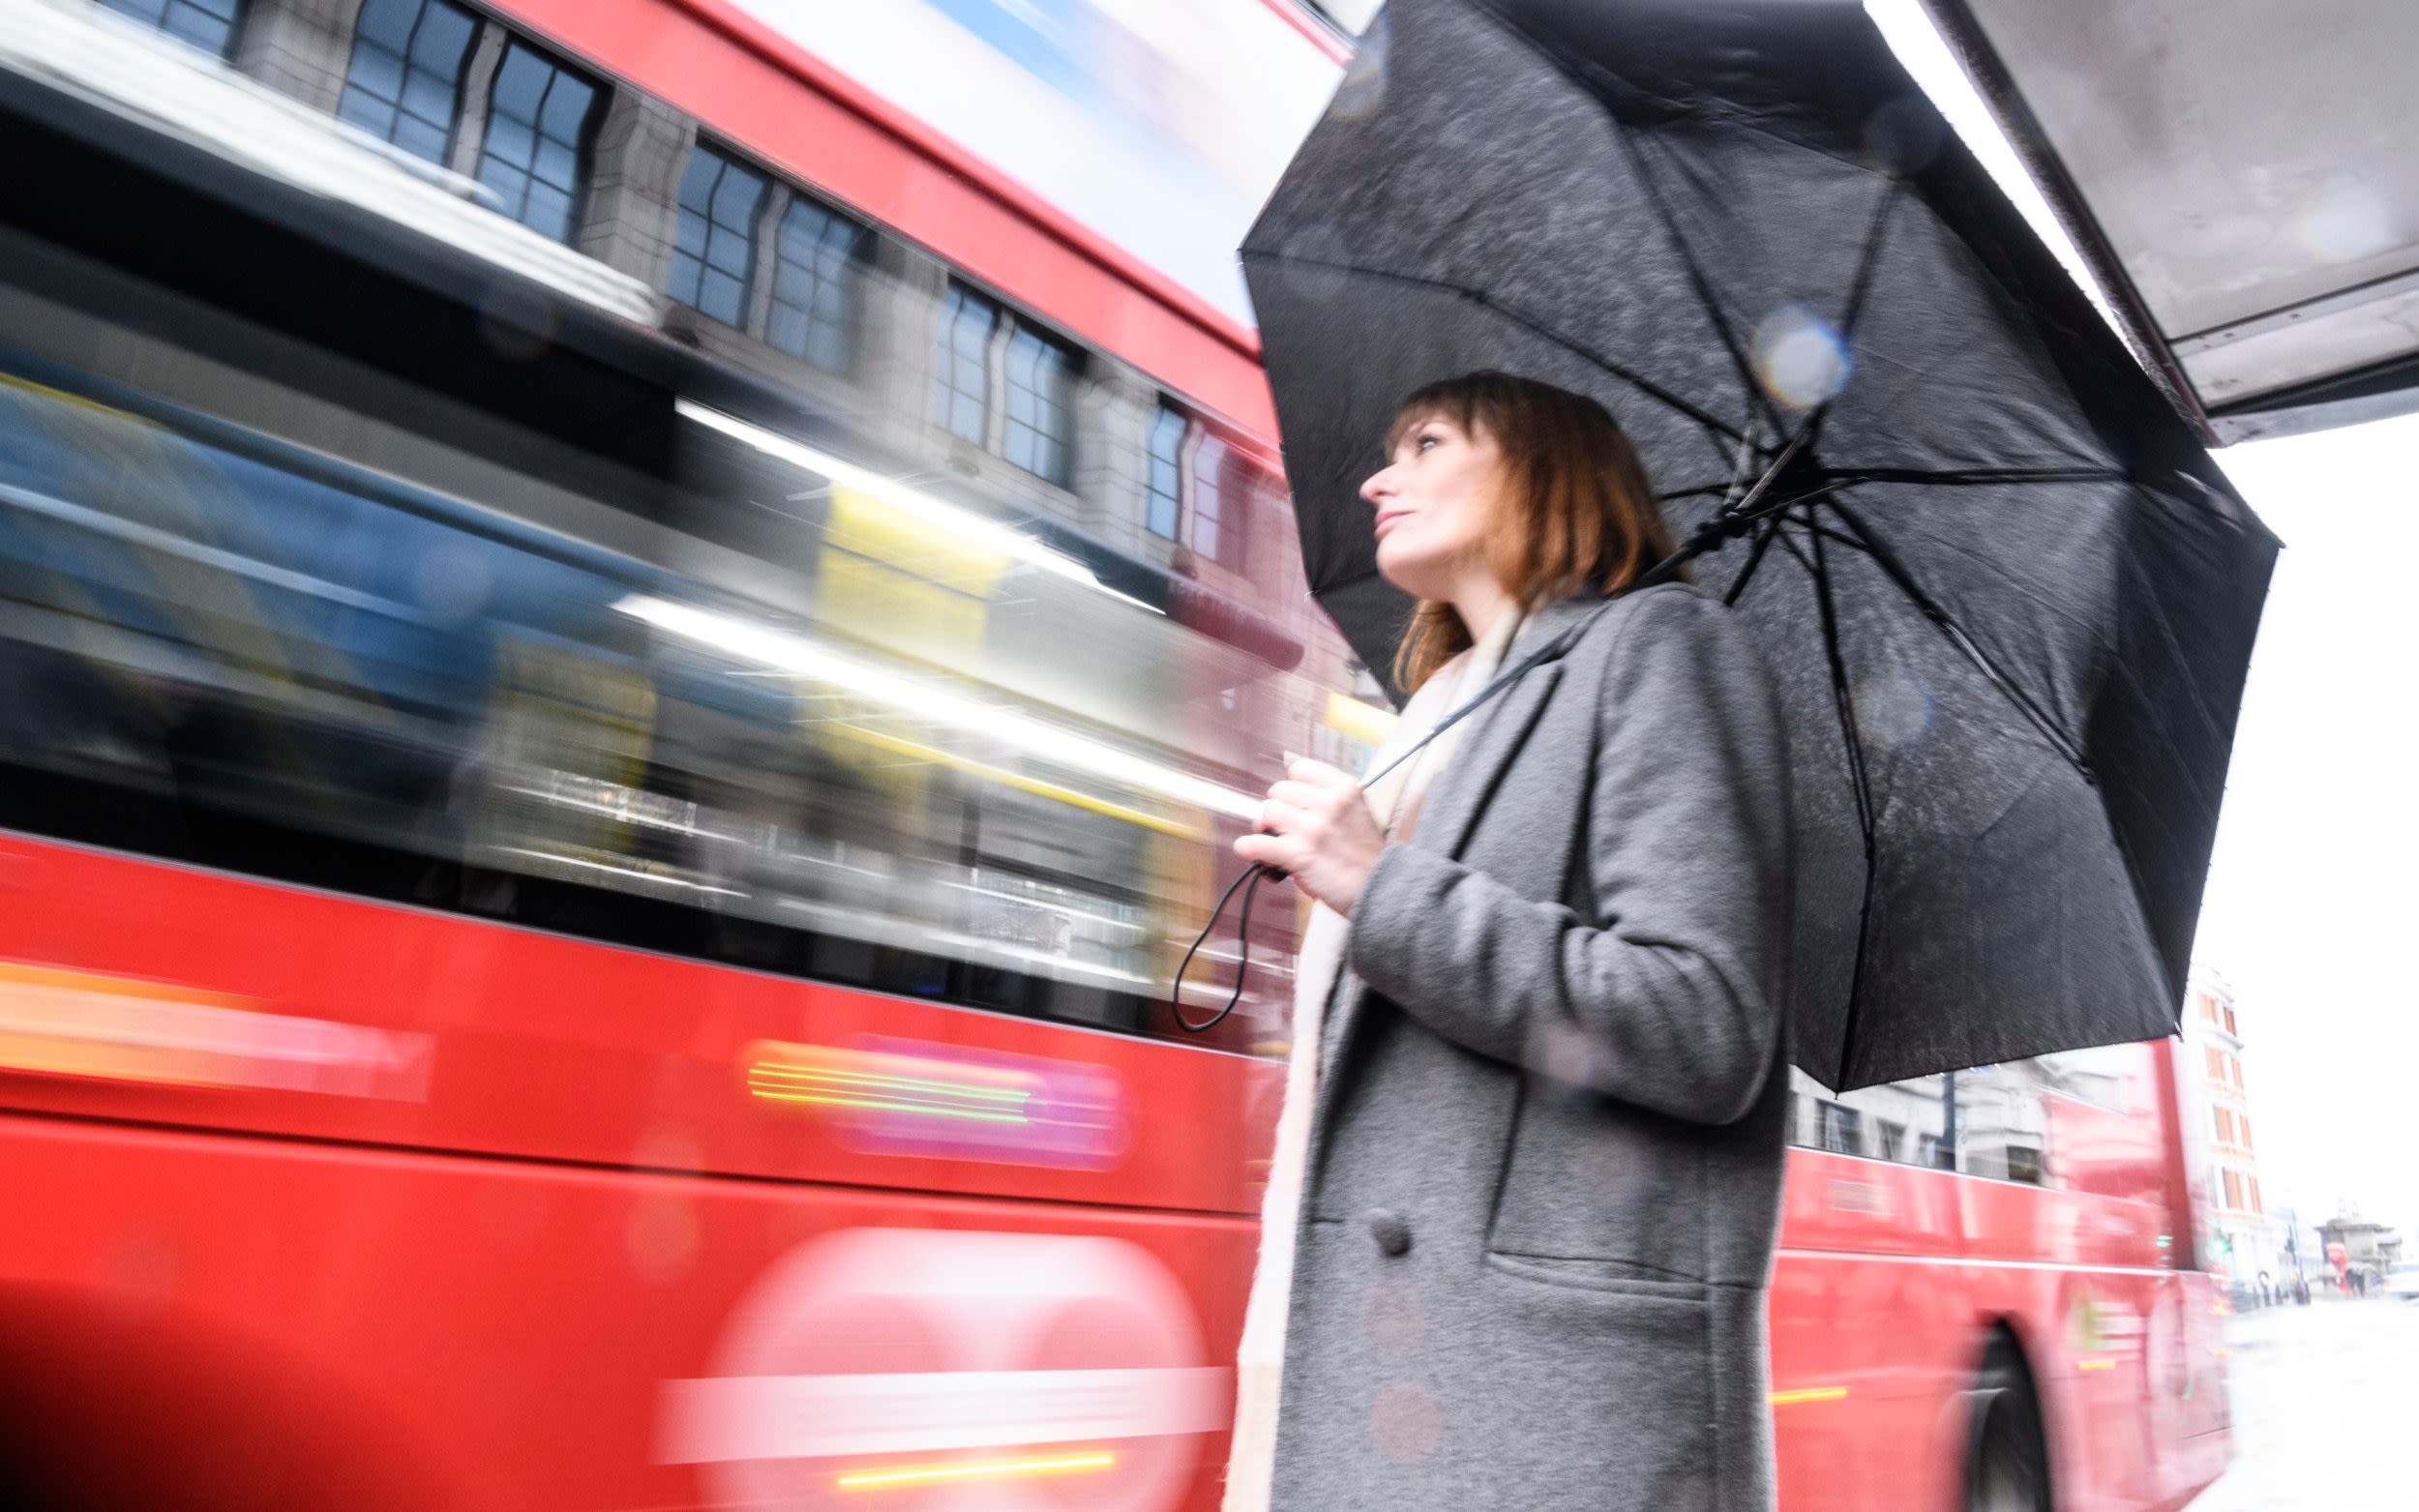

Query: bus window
[0,352,1281,1049]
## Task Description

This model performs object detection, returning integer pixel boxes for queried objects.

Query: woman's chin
[1373,542,1444,600]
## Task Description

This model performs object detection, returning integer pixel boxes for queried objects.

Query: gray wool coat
[1269,583,1794,1512]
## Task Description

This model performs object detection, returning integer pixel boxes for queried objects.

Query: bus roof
[490,0,1348,437]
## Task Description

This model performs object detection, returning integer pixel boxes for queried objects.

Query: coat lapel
[1405,659,1563,866]
[1404,590,1605,863]
[1309,594,1608,1164]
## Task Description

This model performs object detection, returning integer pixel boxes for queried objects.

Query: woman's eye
[1416,434,1440,453]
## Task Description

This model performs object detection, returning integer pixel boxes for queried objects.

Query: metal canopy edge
[1920,0,2419,445]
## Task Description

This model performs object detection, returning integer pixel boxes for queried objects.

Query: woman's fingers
[1233,829,1299,868]
[1264,781,1336,814]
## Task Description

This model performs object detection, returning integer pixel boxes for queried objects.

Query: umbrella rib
[1237,251,1746,446]
[1807,519,1882,1087]
[1822,495,2095,781]
[1833,181,1902,354]
[1610,130,1788,441]
[1719,512,1785,608]
[1822,465,2134,489]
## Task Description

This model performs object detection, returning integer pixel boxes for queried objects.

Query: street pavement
[2187,1294,2418,1511]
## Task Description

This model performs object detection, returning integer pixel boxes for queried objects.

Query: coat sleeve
[1345,589,1792,1126]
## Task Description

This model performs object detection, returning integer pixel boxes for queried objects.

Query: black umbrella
[1241,0,2277,1090]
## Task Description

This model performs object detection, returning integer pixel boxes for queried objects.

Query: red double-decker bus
[0,4,2228,1511]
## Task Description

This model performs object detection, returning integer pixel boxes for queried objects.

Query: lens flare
[1753,306,1853,408]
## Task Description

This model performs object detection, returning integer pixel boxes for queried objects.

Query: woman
[1226,371,1794,1512]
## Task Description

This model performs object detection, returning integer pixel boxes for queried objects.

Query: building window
[2205,1046,2225,1082]
[1875,1119,1907,1164]
[2224,1004,2237,1035]
[99,0,244,58]
[474,41,602,243]
[2214,1107,2233,1144]
[1183,436,1264,571]
[1146,403,1186,539]
[1816,1101,1864,1156]
[669,145,768,327]
[1001,325,1077,484]
[2229,1054,2244,1089]
[1191,432,1230,565]
[2239,1115,2254,1152]
[338,0,477,167]
[2249,1177,2262,1214]
[933,284,999,445]
[2222,1169,2243,1210]
[767,197,871,373]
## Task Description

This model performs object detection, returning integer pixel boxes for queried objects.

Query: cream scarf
[1221,606,1528,1512]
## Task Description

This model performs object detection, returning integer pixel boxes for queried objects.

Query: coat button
[1365,1209,1412,1257]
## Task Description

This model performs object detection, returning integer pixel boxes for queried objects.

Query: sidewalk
[2188,1295,2418,1511]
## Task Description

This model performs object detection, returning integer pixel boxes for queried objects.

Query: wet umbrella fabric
[1242,0,2277,1091]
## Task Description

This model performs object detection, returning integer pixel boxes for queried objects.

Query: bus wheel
[1966,1336,2050,1512]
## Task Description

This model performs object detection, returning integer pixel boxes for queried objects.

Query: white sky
[1867,0,2419,1241]
[2201,423,2419,1239]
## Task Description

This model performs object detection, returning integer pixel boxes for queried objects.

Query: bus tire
[1966,1334,2051,1512]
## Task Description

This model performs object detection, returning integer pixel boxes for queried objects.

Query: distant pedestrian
[2256,1270,2273,1307]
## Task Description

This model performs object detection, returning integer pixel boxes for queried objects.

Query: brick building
[2179,967,2284,1290]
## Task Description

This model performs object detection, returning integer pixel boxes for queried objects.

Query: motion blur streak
[835,723,1200,839]
[673,400,1120,600]
[835,1451,1116,1490]
[743,1038,1132,1169]
[1768,1387,1852,1406]
[660,1367,1229,1462]
[0,961,432,1099]
[613,594,1262,819]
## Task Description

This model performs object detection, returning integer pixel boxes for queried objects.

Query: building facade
[74,0,1370,732]
[2178,967,2285,1290]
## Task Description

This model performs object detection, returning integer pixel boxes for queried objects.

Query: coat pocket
[1482,1250,1710,1301]
[1486,1079,1711,1282]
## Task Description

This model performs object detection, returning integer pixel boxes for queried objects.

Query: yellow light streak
[1769,1386,1850,1406]
[1324,690,1398,749]
[743,1087,1032,1122]
[836,1452,1115,1490]
[2076,1359,2117,1372]
[747,1062,1031,1104]
[832,723,1200,838]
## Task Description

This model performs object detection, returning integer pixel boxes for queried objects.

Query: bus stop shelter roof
[1922,0,2419,443]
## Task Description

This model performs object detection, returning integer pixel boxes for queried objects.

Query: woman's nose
[1359,466,1396,506]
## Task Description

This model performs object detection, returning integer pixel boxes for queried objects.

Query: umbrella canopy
[1242,0,2278,1090]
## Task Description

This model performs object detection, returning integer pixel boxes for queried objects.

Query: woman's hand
[1235,757,1388,916]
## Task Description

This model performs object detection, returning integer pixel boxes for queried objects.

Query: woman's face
[1361,412,1503,601]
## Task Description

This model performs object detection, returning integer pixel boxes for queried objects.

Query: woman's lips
[1374,510,1408,539]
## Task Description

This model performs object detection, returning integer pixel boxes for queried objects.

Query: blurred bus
[0,2,1348,1507]
[1773,1052,2232,1512]
[0,3,2226,1511]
